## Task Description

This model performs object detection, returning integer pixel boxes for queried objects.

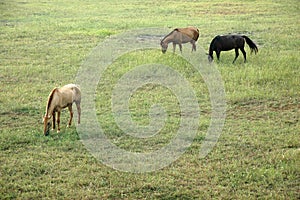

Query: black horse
[208,34,258,63]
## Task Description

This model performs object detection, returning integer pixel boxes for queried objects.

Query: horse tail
[73,85,81,103]
[193,28,199,41]
[188,27,199,41]
[242,35,258,54]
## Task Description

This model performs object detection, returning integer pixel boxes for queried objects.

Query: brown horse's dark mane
[47,88,58,111]
[162,29,177,41]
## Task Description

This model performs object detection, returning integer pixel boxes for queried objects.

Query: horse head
[43,115,51,136]
[160,40,168,54]
[206,53,213,62]
[208,54,213,62]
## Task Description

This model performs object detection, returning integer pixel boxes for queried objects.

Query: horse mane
[161,28,180,42]
[161,29,177,42]
[47,88,58,111]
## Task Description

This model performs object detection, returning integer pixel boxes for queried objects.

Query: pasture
[1,0,299,199]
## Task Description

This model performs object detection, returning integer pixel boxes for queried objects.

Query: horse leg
[76,102,81,124]
[240,47,247,62]
[191,41,196,51]
[172,43,176,53]
[179,43,182,53]
[52,111,56,130]
[233,48,239,63]
[57,111,61,133]
[216,50,221,60]
[67,104,73,128]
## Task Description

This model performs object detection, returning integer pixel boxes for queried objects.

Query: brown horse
[43,84,81,136]
[160,26,199,53]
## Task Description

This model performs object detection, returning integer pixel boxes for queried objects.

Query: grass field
[1,0,299,199]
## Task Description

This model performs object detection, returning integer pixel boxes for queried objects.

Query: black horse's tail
[242,35,258,54]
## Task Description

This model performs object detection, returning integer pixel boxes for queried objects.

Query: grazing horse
[160,26,199,53]
[208,34,258,63]
[43,84,81,136]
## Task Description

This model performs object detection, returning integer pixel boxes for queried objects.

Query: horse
[43,84,81,136]
[160,26,199,53]
[207,34,258,63]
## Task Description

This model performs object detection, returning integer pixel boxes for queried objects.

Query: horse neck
[208,44,213,56]
[208,40,217,56]
[162,33,173,44]
[45,89,59,117]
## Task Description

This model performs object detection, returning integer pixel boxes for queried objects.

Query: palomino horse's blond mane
[46,88,58,113]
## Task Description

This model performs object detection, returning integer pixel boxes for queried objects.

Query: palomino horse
[208,34,258,63]
[160,26,199,53]
[43,84,81,136]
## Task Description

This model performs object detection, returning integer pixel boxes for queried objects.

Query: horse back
[175,26,199,41]
[59,84,81,105]
[211,35,245,51]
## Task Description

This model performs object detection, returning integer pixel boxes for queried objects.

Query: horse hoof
[57,130,60,133]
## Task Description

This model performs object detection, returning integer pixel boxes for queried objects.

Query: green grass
[1,0,299,199]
